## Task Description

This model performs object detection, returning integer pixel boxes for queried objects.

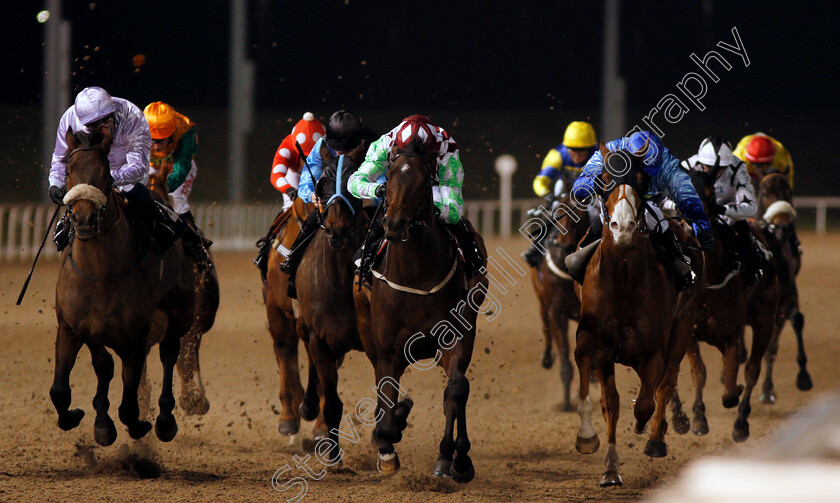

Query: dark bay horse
[671,168,779,442]
[573,141,702,487]
[353,141,488,482]
[148,161,219,416]
[757,173,811,402]
[530,194,589,411]
[294,141,368,467]
[52,129,195,446]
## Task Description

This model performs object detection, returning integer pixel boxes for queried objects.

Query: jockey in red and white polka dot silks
[270,112,326,209]
[348,115,464,224]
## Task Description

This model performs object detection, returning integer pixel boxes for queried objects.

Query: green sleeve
[167,128,198,192]
[348,135,389,199]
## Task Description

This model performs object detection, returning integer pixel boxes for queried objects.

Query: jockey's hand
[696,227,715,250]
[375,183,387,199]
[715,204,728,215]
[49,185,66,205]
[285,188,297,200]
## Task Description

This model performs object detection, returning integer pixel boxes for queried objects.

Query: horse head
[316,140,366,249]
[688,157,721,220]
[597,140,651,246]
[551,194,590,255]
[62,127,114,239]
[759,173,795,226]
[383,136,436,242]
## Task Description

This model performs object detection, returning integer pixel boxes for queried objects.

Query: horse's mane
[316,154,359,202]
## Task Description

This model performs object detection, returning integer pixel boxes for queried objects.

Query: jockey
[144,101,211,265]
[49,87,179,251]
[278,110,380,296]
[680,136,765,283]
[733,132,801,256]
[567,131,715,291]
[523,121,599,267]
[348,114,484,281]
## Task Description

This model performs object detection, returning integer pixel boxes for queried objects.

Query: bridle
[386,153,436,239]
[63,146,116,236]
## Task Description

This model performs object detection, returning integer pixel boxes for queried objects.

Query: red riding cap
[745,135,776,163]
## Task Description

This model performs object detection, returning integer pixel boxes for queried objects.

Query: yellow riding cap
[144,101,178,140]
[562,121,597,149]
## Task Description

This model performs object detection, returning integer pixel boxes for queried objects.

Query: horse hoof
[672,412,690,435]
[299,401,319,422]
[541,351,555,370]
[644,439,667,458]
[155,415,178,442]
[312,425,329,441]
[181,396,210,416]
[128,420,152,439]
[797,370,813,391]
[722,395,739,409]
[599,470,623,487]
[94,418,117,446]
[760,390,776,404]
[326,459,344,472]
[450,456,475,484]
[376,451,400,475]
[562,401,575,413]
[691,417,709,436]
[432,457,452,478]
[632,418,648,435]
[575,434,600,454]
[58,409,85,431]
[732,420,750,443]
[277,418,299,436]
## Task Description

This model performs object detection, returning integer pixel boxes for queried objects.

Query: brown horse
[353,141,488,482]
[572,141,702,487]
[263,183,327,443]
[757,173,811,402]
[52,129,195,446]
[294,142,368,466]
[148,164,219,415]
[671,168,779,442]
[530,194,589,411]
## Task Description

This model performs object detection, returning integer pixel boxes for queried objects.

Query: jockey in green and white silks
[348,114,482,279]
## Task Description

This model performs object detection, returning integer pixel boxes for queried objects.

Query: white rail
[1,197,838,262]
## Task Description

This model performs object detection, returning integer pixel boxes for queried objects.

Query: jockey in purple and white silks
[568,131,714,291]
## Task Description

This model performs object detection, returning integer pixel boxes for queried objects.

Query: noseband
[64,146,115,235]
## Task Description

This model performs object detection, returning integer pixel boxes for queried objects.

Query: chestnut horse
[573,141,702,487]
[353,141,488,482]
[530,194,589,411]
[52,129,195,446]
[294,142,368,466]
[148,163,219,415]
[671,168,779,442]
[757,173,812,402]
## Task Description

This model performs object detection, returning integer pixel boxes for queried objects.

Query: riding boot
[178,211,212,270]
[447,219,484,279]
[650,229,695,292]
[564,221,603,283]
[716,221,745,279]
[733,220,763,285]
[124,184,184,253]
[355,218,385,288]
[181,210,212,248]
[280,209,321,298]
[521,237,547,268]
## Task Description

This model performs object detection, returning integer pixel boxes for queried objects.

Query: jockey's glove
[49,185,66,205]
[375,183,387,199]
[697,227,715,250]
[285,188,298,201]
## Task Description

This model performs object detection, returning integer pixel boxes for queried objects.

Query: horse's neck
[383,221,451,282]
[71,198,133,272]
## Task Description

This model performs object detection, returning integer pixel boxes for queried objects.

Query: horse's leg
[88,343,117,446]
[269,309,304,438]
[632,352,663,435]
[442,349,475,483]
[761,316,783,404]
[669,387,690,435]
[308,336,343,468]
[721,341,741,409]
[646,367,681,458]
[155,327,183,442]
[554,314,574,412]
[791,307,813,391]
[686,341,709,435]
[176,326,210,415]
[573,334,599,454]
[539,299,554,370]
[597,363,622,487]
[50,324,85,431]
[116,338,153,439]
[372,358,411,475]
[734,314,773,443]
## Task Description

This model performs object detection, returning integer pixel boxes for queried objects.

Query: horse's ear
[65,128,79,151]
[636,171,651,195]
[349,139,366,165]
[634,139,650,159]
[319,140,332,163]
[599,140,609,158]
[596,171,611,196]
[389,144,402,163]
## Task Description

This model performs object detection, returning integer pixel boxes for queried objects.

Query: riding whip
[17,204,62,305]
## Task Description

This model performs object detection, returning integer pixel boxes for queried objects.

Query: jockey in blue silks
[567,131,715,291]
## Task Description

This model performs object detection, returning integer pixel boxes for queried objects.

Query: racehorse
[52,129,195,445]
[294,141,368,466]
[262,180,327,442]
[757,173,812,402]
[671,168,779,442]
[530,194,589,411]
[148,162,219,415]
[572,141,702,487]
[353,139,488,482]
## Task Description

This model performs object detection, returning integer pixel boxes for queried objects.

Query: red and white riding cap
[291,112,326,157]
[393,115,441,152]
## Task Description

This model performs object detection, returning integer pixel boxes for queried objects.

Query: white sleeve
[724,162,757,220]
[111,101,151,186]
[49,107,75,188]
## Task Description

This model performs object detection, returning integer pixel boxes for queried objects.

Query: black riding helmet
[326,110,364,152]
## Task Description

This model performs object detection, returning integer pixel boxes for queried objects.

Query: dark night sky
[2,0,840,200]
